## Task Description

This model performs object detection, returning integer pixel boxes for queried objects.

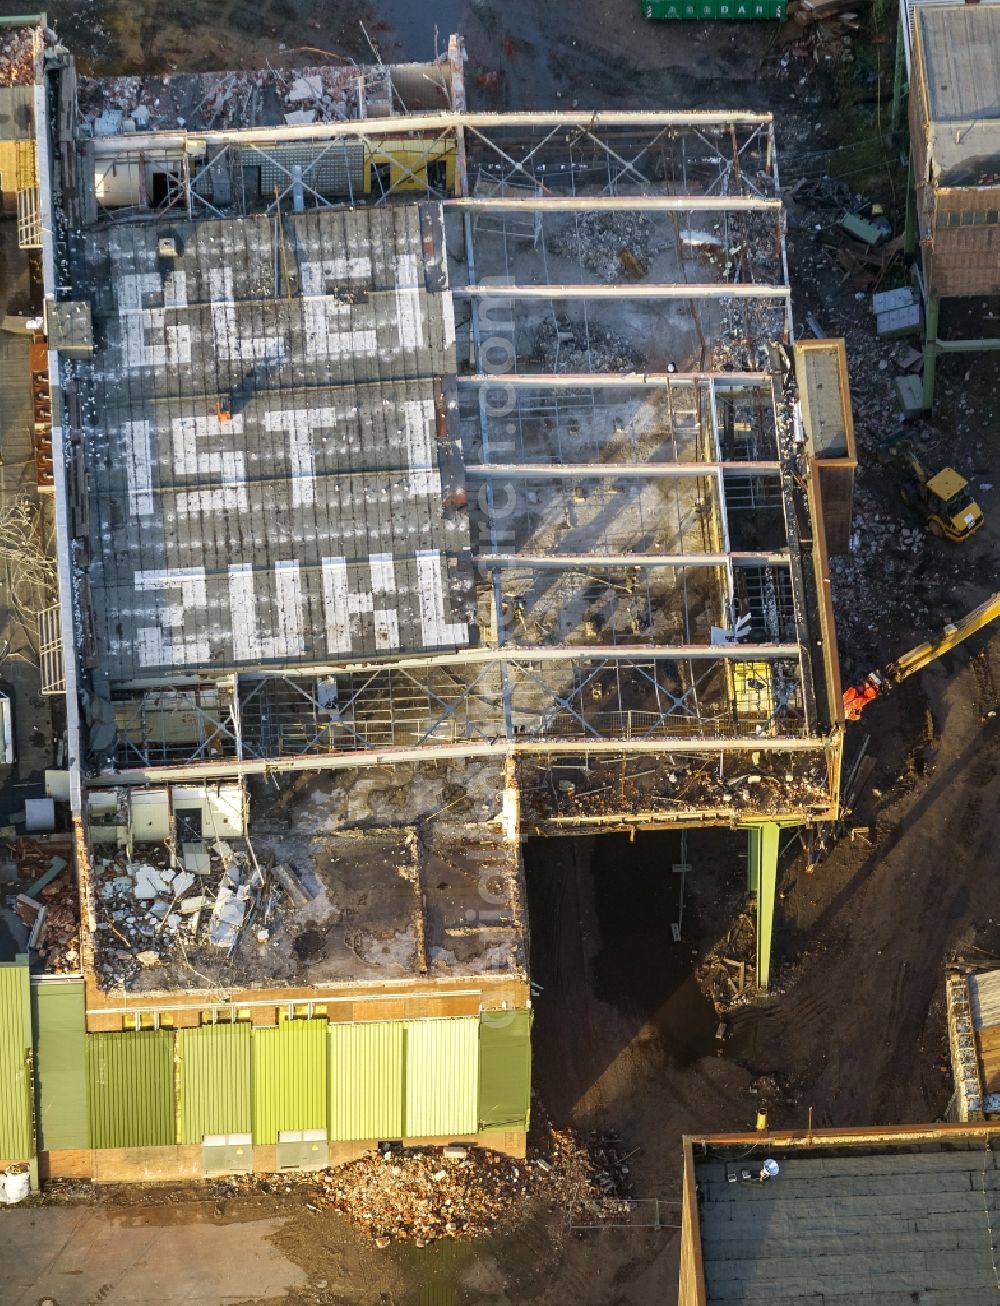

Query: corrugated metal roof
[969,970,1000,1030]
[328,1020,404,1141]
[479,1009,532,1131]
[177,1022,251,1144]
[252,1019,327,1144]
[32,979,90,1150]
[0,960,33,1160]
[405,1018,478,1138]
[75,204,473,685]
[87,1030,175,1149]
[916,6,1000,183]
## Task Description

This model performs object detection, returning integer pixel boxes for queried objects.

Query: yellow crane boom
[844,591,1000,720]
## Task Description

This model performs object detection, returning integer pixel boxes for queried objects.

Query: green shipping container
[32,979,89,1150]
[87,1030,175,1149]
[644,0,785,17]
[0,959,34,1161]
[252,1019,327,1144]
[328,1021,404,1142]
[178,1022,251,1144]
[478,1009,532,1132]
[405,1018,479,1139]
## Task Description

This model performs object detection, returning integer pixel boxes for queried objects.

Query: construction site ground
[2,0,1000,1303]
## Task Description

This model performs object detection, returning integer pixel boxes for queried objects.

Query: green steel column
[747,824,780,989]
[903,153,917,256]
[923,294,940,412]
[890,15,906,134]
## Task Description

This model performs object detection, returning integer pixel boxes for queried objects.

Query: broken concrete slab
[271,861,312,909]
[172,871,195,896]
[286,75,323,103]
[182,843,211,875]
[877,303,922,338]
[895,374,925,415]
[872,285,917,316]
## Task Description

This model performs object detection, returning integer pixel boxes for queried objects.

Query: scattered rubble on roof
[532,317,642,373]
[91,839,297,989]
[76,62,394,134]
[548,212,654,282]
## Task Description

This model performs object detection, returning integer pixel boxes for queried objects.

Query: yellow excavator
[880,438,984,542]
[844,591,1000,719]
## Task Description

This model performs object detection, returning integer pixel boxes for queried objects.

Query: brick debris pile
[11,840,81,974]
[0,26,36,86]
[317,1126,635,1245]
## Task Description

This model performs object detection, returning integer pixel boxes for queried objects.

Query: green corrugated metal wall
[252,1019,327,1144]
[87,1031,175,1149]
[405,1018,479,1138]
[0,960,33,1160]
[177,1022,252,1144]
[328,1021,404,1141]
[32,979,89,1150]
[478,1009,532,1131]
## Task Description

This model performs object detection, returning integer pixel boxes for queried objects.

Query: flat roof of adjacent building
[915,5,1000,184]
[685,1127,1000,1305]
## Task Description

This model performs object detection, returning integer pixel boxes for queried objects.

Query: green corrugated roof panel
[479,1009,532,1132]
[329,1021,404,1142]
[0,959,34,1161]
[177,1022,251,1145]
[405,1018,479,1139]
[252,1019,327,1145]
[87,1031,175,1149]
[32,979,89,1150]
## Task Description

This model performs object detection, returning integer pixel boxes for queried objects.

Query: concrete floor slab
[0,1207,307,1305]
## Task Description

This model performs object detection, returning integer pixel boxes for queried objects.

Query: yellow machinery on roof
[844,590,1000,719]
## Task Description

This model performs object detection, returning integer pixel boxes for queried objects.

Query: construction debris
[548,212,654,283]
[76,62,394,135]
[533,317,642,373]
[0,27,36,86]
[91,840,290,987]
[316,1124,634,1245]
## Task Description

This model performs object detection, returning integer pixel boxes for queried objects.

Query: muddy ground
[2,0,999,1302]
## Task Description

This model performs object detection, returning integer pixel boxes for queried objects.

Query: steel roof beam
[475,552,790,568]
[445,195,780,211]
[464,462,782,477]
[453,283,788,300]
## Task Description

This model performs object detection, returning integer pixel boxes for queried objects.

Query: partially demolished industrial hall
[0,23,853,1184]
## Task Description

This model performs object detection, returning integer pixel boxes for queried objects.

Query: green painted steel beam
[936,339,1000,353]
[747,824,780,989]
[923,296,941,411]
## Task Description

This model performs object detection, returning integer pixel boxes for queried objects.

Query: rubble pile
[77,64,392,135]
[317,1126,633,1245]
[0,27,35,87]
[92,841,304,988]
[548,212,654,282]
[9,840,81,974]
[533,317,642,373]
[32,876,81,973]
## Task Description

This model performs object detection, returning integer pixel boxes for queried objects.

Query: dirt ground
[2,0,1000,1302]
